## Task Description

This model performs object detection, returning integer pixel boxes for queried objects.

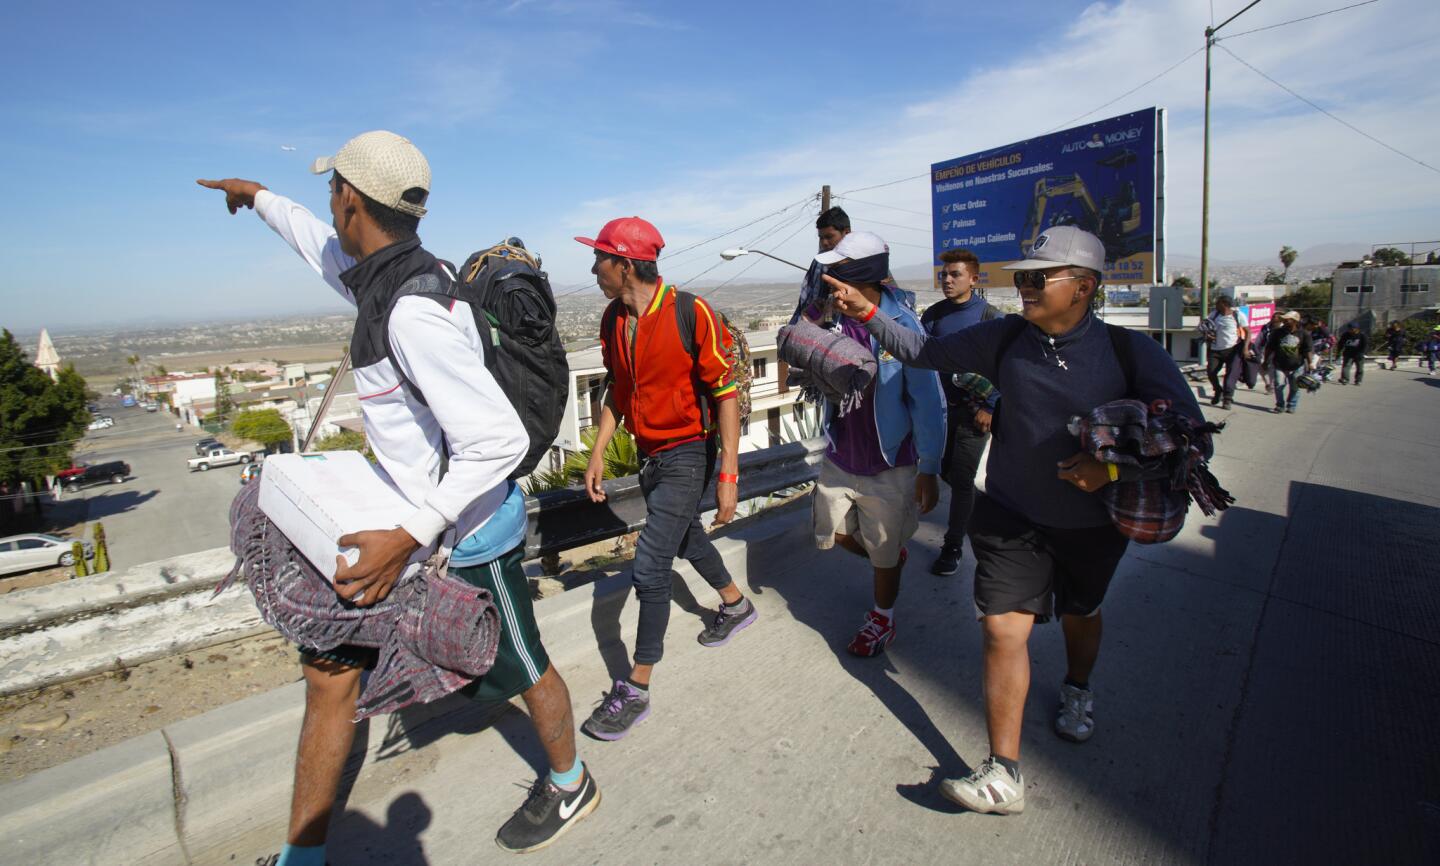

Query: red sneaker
[846,611,896,657]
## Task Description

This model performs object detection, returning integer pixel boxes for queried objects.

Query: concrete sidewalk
[4,369,1438,864]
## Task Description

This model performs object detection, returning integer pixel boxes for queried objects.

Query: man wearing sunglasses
[824,225,1204,817]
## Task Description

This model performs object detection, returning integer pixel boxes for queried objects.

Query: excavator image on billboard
[1019,148,1151,263]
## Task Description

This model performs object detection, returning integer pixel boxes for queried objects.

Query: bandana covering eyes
[827,252,890,286]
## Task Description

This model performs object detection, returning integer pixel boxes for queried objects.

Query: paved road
[59,400,245,569]
[166,366,1436,865]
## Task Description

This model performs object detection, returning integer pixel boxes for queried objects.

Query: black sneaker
[697,598,758,647]
[581,680,650,740]
[1209,393,1221,405]
[930,544,962,576]
[1221,397,1233,410]
[495,767,601,853]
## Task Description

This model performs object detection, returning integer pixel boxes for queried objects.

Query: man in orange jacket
[577,217,758,740]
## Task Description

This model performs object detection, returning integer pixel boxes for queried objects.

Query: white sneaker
[940,757,1025,814]
[1055,683,1095,742]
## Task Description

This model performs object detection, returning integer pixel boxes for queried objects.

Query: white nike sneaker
[1055,682,1095,742]
[940,757,1025,815]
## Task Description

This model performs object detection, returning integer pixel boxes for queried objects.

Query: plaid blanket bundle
[777,315,877,418]
[1068,399,1233,544]
[219,481,501,720]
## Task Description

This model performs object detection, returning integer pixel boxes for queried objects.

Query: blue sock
[550,760,584,791]
[276,843,326,866]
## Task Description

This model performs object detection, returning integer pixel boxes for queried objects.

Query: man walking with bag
[1203,295,1248,409]
[825,226,1205,815]
[578,217,757,741]
[198,131,596,859]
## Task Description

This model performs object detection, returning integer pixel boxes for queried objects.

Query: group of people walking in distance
[1204,293,1438,418]
[200,129,1216,863]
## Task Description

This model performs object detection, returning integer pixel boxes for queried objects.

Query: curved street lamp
[720,248,808,271]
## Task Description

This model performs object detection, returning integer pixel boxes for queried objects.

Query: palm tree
[126,353,140,393]
[1278,245,1298,283]
[521,425,641,495]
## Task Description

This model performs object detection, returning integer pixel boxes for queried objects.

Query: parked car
[63,460,131,491]
[0,533,94,576]
[239,463,263,485]
[87,416,114,431]
[143,402,158,412]
[195,438,221,456]
[189,448,252,472]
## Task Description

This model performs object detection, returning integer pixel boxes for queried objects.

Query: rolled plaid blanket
[219,481,501,720]
[777,316,876,416]
[1068,399,1233,544]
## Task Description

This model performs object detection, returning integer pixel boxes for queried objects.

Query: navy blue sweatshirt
[864,309,1206,528]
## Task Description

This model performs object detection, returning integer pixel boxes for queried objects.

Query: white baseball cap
[814,230,889,265]
[312,130,431,218]
[1003,225,1106,272]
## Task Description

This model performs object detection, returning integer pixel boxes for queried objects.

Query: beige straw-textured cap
[312,130,430,218]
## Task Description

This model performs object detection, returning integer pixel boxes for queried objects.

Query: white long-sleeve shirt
[254,189,527,548]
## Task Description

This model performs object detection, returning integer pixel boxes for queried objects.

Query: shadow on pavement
[587,571,705,684]
[329,791,434,865]
[743,508,973,815]
[1209,481,1440,864]
[70,487,159,521]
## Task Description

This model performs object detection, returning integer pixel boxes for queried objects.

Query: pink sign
[1244,302,1274,330]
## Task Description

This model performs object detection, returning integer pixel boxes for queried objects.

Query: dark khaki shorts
[967,495,1130,623]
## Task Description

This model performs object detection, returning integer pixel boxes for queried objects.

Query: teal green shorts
[300,545,550,705]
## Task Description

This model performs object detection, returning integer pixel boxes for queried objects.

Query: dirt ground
[0,565,73,594]
[0,632,301,783]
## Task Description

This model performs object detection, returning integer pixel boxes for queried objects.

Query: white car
[188,448,253,472]
[0,533,95,576]
[87,416,114,431]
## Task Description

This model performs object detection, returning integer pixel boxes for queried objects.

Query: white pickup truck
[188,448,253,472]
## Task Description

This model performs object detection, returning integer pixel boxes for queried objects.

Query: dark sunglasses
[1012,271,1085,291]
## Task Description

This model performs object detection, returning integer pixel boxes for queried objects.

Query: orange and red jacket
[599,282,736,455]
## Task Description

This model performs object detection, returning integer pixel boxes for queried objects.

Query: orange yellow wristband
[1106,463,1119,482]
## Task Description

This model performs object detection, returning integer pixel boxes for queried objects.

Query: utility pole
[821,184,831,214]
[1199,0,1262,367]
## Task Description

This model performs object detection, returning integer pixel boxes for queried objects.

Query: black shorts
[967,494,1130,622]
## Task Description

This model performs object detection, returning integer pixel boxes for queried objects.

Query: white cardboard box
[258,451,429,582]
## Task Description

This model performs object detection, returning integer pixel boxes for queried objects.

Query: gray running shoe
[697,598,758,647]
[582,680,650,741]
[495,767,601,853]
[1054,682,1095,742]
[940,757,1025,815]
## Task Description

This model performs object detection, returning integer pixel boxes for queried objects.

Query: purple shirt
[825,316,916,476]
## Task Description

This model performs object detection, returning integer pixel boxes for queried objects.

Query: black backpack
[386,241,569,479]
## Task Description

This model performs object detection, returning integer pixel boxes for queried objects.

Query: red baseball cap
[575,217,665,262]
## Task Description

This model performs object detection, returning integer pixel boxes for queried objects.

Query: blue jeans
[1272,368,1302,410]
[632,440,733,665]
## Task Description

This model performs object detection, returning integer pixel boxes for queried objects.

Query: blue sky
[3,0,1437,331]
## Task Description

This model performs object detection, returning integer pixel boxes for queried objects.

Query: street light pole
[720,248,808,271]
[1199,0,1262,367]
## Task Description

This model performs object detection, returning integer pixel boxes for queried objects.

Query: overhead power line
[1218,44,1440,177]
[832,196,931,218]
[659,193,816,261]
[837,174,929,196]
[1217,0,1382,41]
[1044,46,1205,134]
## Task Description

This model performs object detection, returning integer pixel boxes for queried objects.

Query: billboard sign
[931,108,1164,288]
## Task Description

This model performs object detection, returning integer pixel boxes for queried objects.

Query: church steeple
[34,329,61,381]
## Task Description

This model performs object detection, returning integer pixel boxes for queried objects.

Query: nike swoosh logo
[558,778,590,820]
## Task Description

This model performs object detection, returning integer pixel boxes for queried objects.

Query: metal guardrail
[524,439,825,557]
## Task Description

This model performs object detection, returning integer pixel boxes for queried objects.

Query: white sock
[873,606,894,620]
